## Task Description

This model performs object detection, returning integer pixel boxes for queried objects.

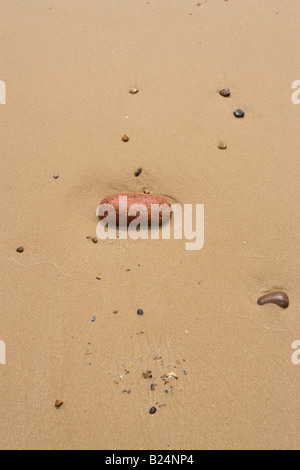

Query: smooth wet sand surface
[0,0,299,450]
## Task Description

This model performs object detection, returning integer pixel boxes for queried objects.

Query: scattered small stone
[126,269,131,272]
[218,143,227,150]
[96,276,101,280]
[122,135,130,142]
[92,237,98,244]
[184,370,187,375]
[143,370,152,379]
[113,310,118,315]
[16,247,24,253]
[150,384,155,391]
[219,88,231,97]
[55,400,64,408]
[149,406,157,415]
[143,189,150,194]
[164,389,169,394]
[92,317,96,322]
[233,109,245,118]
[129,88,139,94]
[167,372,178,380]
[257,291,289,309]
[135,169,143,177]
[137,309,144,316]
[53,174,59,179]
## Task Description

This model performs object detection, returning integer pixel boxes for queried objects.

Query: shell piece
[167,372,178,380]
[98,193,172,227]
[257,291,289,309]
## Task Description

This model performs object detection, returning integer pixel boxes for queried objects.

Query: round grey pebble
[149,406,157,415]
[137,309,144,316]
[234,109,245,118]
[16,247,24,253]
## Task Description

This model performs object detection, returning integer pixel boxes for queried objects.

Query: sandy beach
[0,0,299,450]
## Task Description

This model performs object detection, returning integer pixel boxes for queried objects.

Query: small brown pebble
[143,189,150,194]
[219,88,231,97]
[257,291,289,309]
[143,370,152,379]
[113,310,118,314]
[92,237,98,244]
[129,88,139,94]
[122,135,129,142]
[55,400,63,408]
[16,247,24,253]
[218,143,227,150]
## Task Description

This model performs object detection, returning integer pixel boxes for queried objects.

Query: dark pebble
[164,389,169,394]
[122,135,129,142]
[135,169,143,177]
[219,88,231,97]
[257,291,289,309]
[150,384,155,391]
[92,238,98,244]
[137,309,144,316]
[16,247,24,253]
[53,174,59,179]
[233,109,245,118]
[149,406,157,415]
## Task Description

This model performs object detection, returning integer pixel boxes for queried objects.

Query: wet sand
[0,0,299,450]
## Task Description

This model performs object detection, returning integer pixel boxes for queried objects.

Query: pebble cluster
[18,81,288,417]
